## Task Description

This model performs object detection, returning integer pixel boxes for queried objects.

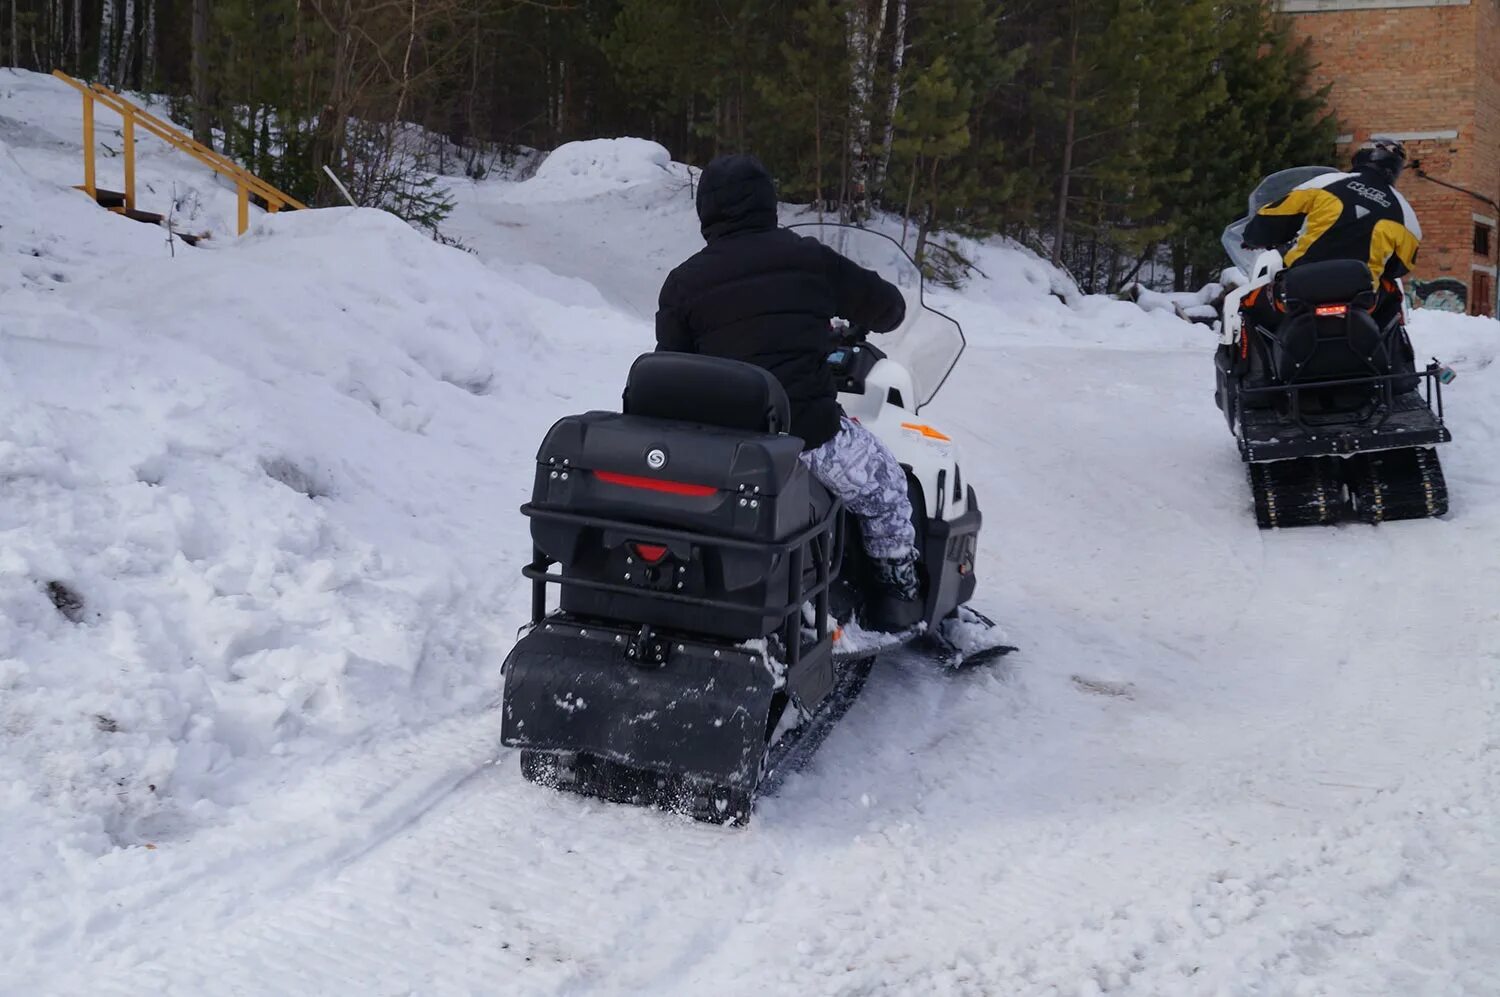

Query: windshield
[1221,166,1341,274]
[787,222,965,410]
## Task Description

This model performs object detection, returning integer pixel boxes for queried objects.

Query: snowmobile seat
[1280,259,1377,310]
[524,355,838,642]
[623,352,792,436]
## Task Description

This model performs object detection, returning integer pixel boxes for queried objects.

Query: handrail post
[82,90,96,198]
[54,69,308,233]
[123,107,136,212]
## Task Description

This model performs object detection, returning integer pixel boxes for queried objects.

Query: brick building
[1282,0,1500,316]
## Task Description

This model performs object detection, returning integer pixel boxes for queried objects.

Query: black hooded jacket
[655,154,906,450]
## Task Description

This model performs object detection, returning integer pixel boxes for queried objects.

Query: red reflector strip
[1315,304,1349,317]
[631,543,670,564]
[594,470,717,497]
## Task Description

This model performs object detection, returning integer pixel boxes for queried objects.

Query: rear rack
[1235,363,1452,461]
[1238,362,1448,430]
[520,501,846,669]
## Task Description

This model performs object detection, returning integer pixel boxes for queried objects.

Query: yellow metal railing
[52,69,307,235]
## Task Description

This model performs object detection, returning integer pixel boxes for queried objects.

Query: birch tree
[116,0,136,87]
[874,0,906,196]
[96,0,115,80]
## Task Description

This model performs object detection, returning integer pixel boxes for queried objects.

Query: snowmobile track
[1249,456,1342,529]
[1249,446,1449,529]
[1350,446,1448,524]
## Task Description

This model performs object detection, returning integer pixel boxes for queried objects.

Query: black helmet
[1352,139,1407,183]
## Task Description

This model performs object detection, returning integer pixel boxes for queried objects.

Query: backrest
[623,352,792,436]
[1281,259,1375,308]
[1273,309,1388,384]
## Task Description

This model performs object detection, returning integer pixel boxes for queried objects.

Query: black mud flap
[921,486,981,625]
[500,617,779,793]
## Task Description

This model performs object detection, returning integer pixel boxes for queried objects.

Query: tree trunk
[11,0,19,69]
[846,0,875,223]
[875,0,907,195]
[116,0,136,88]
[56,0,68,68]
[1052,7,1081,266]
[1169,247,1188,293]
[393,0,417,124]
[96,0,115,80]
[901,154,920,247]
[50,0,61,68]
[190,0,211,146]
[319,4,354,181]
[72,0,81,67]
[815,92,824,224]
[915,156,940,263]
[142,0,157,86]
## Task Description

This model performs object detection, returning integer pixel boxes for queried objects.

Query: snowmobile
[1215,167,1454,528]
[499,223,1012,825]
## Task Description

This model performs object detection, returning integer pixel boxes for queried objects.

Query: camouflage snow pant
[800,416,916,560]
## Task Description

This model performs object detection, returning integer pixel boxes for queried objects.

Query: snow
[1123,282,1226,325]
[517,137,678,202]
[1,67,1497,995]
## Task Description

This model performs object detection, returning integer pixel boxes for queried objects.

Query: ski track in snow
[1,70,1497,995]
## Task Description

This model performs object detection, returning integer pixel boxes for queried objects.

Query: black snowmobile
[1214,167,1454,528]
[499,224,1012,825]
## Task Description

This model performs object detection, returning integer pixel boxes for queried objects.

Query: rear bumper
[500,616,790,791]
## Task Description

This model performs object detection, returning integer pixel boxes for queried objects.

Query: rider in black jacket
[655,154,921,630]
[656,155,905,449]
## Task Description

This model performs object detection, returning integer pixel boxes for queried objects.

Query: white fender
[1221,249,1286,345]
[837,357,968,524]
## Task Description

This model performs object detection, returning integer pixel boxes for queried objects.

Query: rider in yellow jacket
[1243,139,1420,292]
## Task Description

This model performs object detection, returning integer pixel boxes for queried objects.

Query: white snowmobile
[499,223,1012,825]
[1215,167,1454,528]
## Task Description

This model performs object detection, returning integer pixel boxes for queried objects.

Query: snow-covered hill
[1,68,1497,995]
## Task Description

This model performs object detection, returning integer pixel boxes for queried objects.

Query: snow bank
[0,160,646,922]
[516,137,678,202]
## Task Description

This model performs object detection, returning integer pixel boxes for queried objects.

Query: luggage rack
[519,501,846,668]
[1235,363,1452,461]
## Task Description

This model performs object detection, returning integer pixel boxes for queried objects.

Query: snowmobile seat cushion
[1281,260,1376,308]
[623,353,793,438]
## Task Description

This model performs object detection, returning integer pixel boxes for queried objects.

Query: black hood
[696,154,778,240]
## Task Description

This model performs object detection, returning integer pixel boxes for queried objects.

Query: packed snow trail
[2,71,1496,995]
[40,337,1498,997]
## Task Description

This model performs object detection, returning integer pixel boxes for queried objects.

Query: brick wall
[1282,0,1500,314]
[1472,0,1500,314]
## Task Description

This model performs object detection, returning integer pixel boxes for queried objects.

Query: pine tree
[755,0,851,214]
[890,55,970,259]
[1165,0,1337,288]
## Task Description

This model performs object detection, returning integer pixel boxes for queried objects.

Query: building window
[1472,271,1495,319]
[1476,223,1493,259]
